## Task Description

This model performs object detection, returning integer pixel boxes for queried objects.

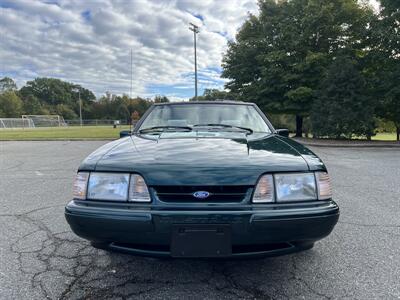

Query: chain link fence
[1,118,134,129]
[64,119,130,126]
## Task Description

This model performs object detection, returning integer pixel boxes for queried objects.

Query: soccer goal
[0,118,35,129]
[21,115,67,127]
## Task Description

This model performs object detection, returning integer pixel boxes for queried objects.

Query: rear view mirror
[276,129,289,137]
[120,130,132,138]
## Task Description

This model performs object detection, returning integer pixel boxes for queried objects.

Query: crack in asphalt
[213,264,277,299]
[2,142,400,299]
[6,203,328,300]
[6,201,391,300]
[1,204,65,218]
[2,159,25,171]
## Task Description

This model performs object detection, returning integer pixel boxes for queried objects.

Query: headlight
[316,172,332,200]
[252,172,322,203]
[275,173,317,202]
[73,172,151,202]
[73,172,89,200]
[253,174,274,203]
[129,174,151,202]
[87,172,130,201]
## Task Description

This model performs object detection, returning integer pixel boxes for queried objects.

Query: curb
[293,138,400,148]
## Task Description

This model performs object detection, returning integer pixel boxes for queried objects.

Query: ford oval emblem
[193,191,210,199]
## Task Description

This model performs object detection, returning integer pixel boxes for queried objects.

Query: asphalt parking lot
[0,141,399,300]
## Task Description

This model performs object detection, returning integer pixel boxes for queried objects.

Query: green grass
[0,125,132,140]
[290,132,398,141]
[371,133,398,141]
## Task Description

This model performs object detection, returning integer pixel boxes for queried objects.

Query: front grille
[153,186,250,203]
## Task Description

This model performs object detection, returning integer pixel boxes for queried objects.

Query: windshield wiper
[193,123,253,134]
[139,126,192,134]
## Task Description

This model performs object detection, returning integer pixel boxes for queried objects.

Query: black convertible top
[153,100,251,106]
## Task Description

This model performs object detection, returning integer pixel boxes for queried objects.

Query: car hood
[80,133,325,186]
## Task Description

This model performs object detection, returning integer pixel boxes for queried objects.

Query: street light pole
[130,48,133,99]
[73,87,83,126]
[78,90,82,127]
[189,23,199,100]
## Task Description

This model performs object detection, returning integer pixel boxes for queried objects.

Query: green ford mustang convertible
[65,101,339,258]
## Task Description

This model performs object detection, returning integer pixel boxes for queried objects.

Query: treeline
[221,0,399,140]
[0,77,168,122]
[1,0,398,140]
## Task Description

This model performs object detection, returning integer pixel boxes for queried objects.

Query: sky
[0,0,379,100]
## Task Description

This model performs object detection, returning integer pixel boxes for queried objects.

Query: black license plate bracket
[171,224,232,257]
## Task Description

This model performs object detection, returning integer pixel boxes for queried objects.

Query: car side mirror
[120,130,132,138]
[276,129,289,137]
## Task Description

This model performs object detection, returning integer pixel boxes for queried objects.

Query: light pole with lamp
[189,23,199,100]
[72,87,83,126]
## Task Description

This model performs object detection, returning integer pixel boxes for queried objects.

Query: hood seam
[93,138,127,170]
[274,135,311,171]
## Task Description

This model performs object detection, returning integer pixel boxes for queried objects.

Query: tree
[55,104,78,119]
[311,56,375,139]
[0,91,24,117]
[190,89,232,101]
[222,0,374,136]
[367,0,400,140]
[116,103,130,120]
[0,76,163,122]
[22,95,43,115]
[124,96,152,117]
[88,95,152,121]
[154,95,170,103]
[131,110,140,121]
[19,77,95,116]
[382,68,400,141]
[0,77,17,92]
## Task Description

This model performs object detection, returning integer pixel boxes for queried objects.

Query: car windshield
[138,104,271,134]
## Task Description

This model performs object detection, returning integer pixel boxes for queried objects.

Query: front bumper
[65,200,339,258]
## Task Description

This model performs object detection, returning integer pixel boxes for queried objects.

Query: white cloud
[0,0,378,99]
[0,0,258,98]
